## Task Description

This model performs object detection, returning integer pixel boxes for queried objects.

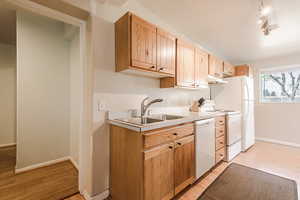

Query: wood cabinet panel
[143,123,194,149]
[144,143,174,200]
[131,15,157,71]
[223,61,235,77]
[195,48,209,86]
[215,116,225,127]
[235,65,253,77]
[216,126,225,138]
[157,28,176,75]
[216,148,225,163]
[209,55,223,78]
[174,135,195,195]
[216,135,225,151]
[176,40,195,87]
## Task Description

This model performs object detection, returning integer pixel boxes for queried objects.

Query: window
[260,66,300,103]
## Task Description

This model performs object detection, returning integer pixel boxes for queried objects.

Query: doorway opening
[0,5,85,199]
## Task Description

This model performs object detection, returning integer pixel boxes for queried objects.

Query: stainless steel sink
[150,114,184,121]
[115,114,184,126]
[115,117,163,126]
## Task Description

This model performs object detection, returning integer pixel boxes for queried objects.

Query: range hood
[207,75,228,84]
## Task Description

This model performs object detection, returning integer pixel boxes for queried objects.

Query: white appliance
[225,112,242,161]
[212,76,255,152]
[195,118,216,179]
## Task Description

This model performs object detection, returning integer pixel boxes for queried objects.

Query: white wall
[90,0,211,196]
[68,27,81,167]
[16,11,70,169]
[251,51,300,147]
[0,43,16,147]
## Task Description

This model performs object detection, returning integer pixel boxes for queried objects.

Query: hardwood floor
[0,146,79,200]
[0,146,16,178]
[178,141,300,200]
[41,141,300,200]
[9,142,300,200]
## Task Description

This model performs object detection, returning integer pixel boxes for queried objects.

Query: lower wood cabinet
[174,135,195,195]
[144,143,175,200]
[110,123,195,200]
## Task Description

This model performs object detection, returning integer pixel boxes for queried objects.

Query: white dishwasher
[195,118,216,179]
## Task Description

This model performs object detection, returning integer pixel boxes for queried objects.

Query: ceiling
[0,7,16,45]
[138,0,300,64]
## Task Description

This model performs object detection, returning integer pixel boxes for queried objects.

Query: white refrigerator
[212,76,255,152]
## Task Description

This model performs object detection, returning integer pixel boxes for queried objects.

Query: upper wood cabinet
[144,143,174,200]
[195,48,209,86]
[176,39,195,87]
[174,135,195,195]
[235,64,253,77]
[156,28,176,75]
[223,61,235,77]
[209,55,224,78]
[131,15,157,71]
[115,12,175,77]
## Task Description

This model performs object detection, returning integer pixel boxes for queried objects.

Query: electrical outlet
[96,101,106,112]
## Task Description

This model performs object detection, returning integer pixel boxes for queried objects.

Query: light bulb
[257,19,263,24]
[261,6,271,16]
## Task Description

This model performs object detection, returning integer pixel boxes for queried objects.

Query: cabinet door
[176,40,195,87]
[174,135,195,195]
[157,28,176,75]
[144,143,174,200]
[209,55,223,78]
[223,61,235,77]
[195,48,208,86]
[131,15,157,71]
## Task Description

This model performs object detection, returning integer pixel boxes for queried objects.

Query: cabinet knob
[173,133,178,136]
[159,67,166,71]
[169,146,173,149]
[220,142,224,144]
[150,66,155,69]
[177,142,182,146]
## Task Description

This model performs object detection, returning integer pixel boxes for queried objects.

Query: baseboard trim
[0,143,16,148]
[15,156,70,174]
[256,137,300,148]
[69,157,79,170]
[82,190,109,200]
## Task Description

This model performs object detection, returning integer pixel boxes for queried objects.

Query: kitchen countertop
[108,111,226,132]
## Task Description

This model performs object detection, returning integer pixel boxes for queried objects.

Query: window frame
[259,65,300,104]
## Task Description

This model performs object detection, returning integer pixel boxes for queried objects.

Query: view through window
[260,66,300,103]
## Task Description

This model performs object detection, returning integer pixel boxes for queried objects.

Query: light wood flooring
[0,146,79,200]
[67,141,300,200]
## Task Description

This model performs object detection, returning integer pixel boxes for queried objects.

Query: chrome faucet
[141,97,163,118]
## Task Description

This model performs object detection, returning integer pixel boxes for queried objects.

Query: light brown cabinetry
[144,143,174,200]
[209,55,224,78]
[223,61,235,77]
[131,15,157,70]
[195,48,209,86]
[157,28,176,75]
[176,40,195,87]
[215,116,226,163]
[115,12,176,77]
[235,64,253,77]
[160,40,209,89]
[174,135,195,195]
[110,123,195,200]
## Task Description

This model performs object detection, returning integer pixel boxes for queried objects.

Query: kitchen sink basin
[115,114,184,126]
[115,117,163,125]
[150,114,185,121]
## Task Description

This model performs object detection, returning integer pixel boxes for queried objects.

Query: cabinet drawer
[215,116,225,127]
[216,126,225,137]
[216,135,225,150]
[144,123,194,149]
[216,148,225,163]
